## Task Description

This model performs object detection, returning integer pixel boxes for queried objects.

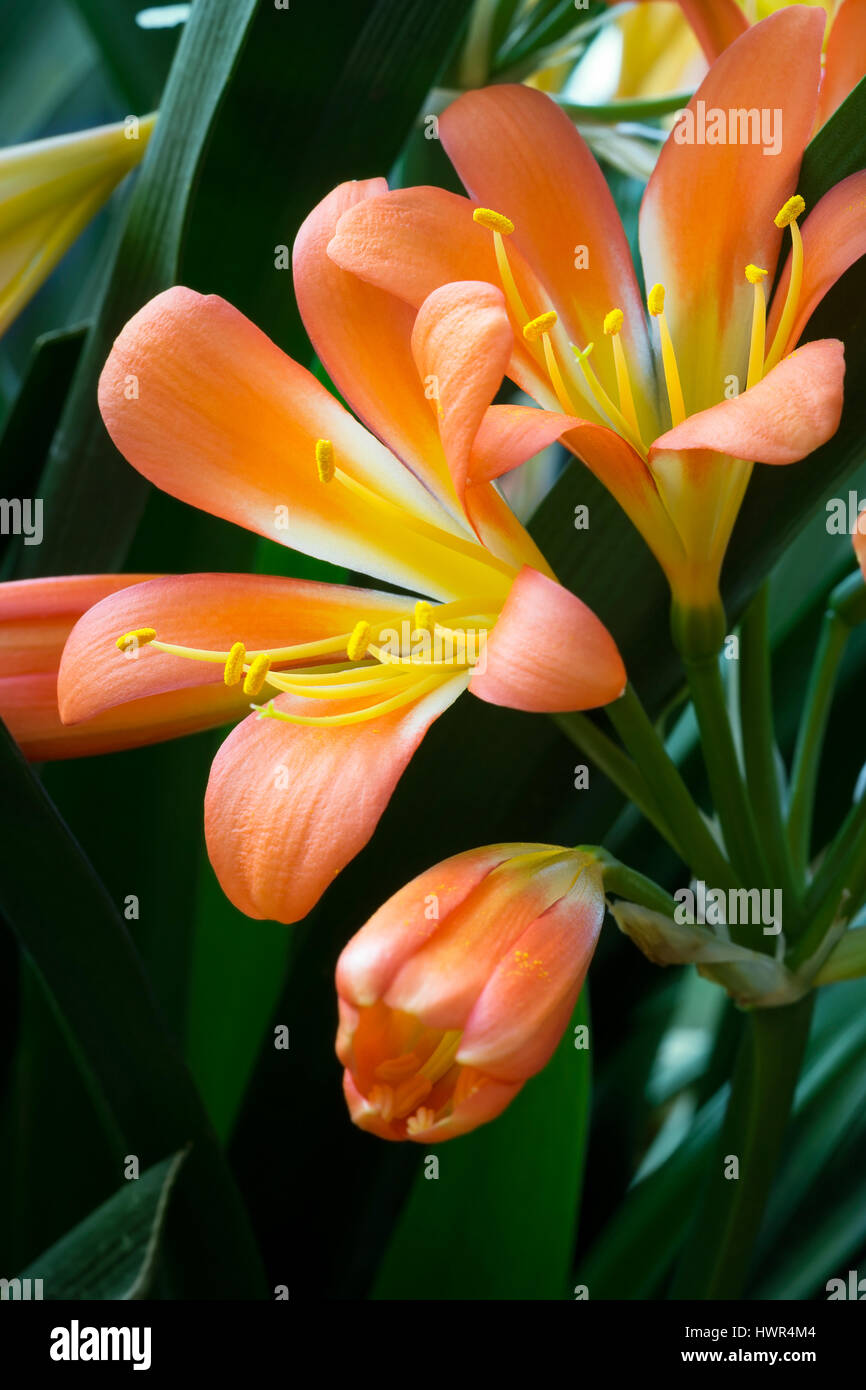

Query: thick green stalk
[606,684,740,892]
[787,609,849,876]
[684,652,771,888]
[588,848,678,918]
[669,994,814,1299]
[555,710,680,854]
[738,587,799,914]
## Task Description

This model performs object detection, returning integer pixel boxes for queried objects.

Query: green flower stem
[790,804,866,973]
[605,684,741,892]
[683,652,772,889]
[555,710,681,855]
[804,791,866,921]
[669,994,814,1300]
[554,91,695,124]
[786,608,849,877]
[738,587,799,915]
[813,927,866,985]
[585,847,678,918]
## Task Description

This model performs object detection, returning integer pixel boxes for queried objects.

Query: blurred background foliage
[1,0,865,1300]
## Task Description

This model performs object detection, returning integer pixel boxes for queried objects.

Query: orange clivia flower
[336,843,604,1141]
[327,9,864,641]
[51,184,626,924]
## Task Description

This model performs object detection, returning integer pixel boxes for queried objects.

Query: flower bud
[336,843,604,1141]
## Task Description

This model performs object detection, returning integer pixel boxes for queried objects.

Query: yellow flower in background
[0,113,156,338]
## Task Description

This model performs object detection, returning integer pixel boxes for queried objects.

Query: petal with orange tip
[97,288,491,602]
[817,0,866,129]
[639,7,824,413]
[469,566,626,714]
[650,339,845,466]
[0,573,154,678]
[204,676,467,924]
[766,171,866,357]
[58,571,411,726]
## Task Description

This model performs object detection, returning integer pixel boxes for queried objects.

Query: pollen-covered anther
[243,653,271,697]
[315,438,335,483]
[347,620,372,662]
[523,310,558,342]
[223,641,246,686]
[774,194,805,228]
[115,627,157,651]
[413,600,433,634]
[603,308,624,336]
[745,264,768,284]
[406,1106,436,1136]
[647,283,666,317]
[472,207,514,236]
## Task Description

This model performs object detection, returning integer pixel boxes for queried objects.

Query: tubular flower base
[336,844,604,1141]
[0,114,155,338]
[50,182,626,924]
[327,9,863,635]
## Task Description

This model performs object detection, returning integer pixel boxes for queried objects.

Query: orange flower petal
[98,287,490,601]
[204,676,466,923]
[440,84,653,404]
[639,7,824,412]
[817,0,866,128]
[410,281,512,507]
[294,179,464,522]
[650,339,845,466]
[469,566,626,713]
[326,183,552,404]
[673,0,748,62]
[767,171,866,356]
[460,866,604,1081]
[0,573,153,677]
[58,572,411,725]
[855,512,866,579]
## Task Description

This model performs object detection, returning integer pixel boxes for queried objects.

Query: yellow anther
[746,266,769,389]
[414,600,433,634]
[647,283,666,317]
[745,264,768,285]
[774,194,805,229]
[347,620,372,662]
[243,653,271,697]
[523,310,558,342]
[116,627,156,651]
[604,308,643,446]
[472,207,514,236]
[604,308,624,336]
[315,438,335,483]
[224,641,246,687]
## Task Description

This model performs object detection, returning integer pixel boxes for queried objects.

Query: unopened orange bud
[335,843,604,1142]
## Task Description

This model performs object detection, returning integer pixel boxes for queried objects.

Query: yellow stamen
[765,195,805,373]
[375,1053,422,1083]
[418,1029,462,1084]
[346,620,372,662]
[745,265,768,390]
[255,672,452,727]
[523,310,558,342]
[774,194,805,229]
[392,1075,433,1120]
[243,653,271,696]
[414,600,433,634]
[647,282,686,427]
[472,206,531,331]
[315,438,335,483]
[223,641,246,686]
[406,1106,436,1136]
[570,342,647,457]
[603,306,643,445]
[472,207,514,236]
[116,627,156,651]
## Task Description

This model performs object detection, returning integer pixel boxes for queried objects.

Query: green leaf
[17,1151,187,1300]
[372,992,592,1301]
[0,326,86,575]
[0,724,265,1298]
[69,0,178,111]
[12,0,260,579]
